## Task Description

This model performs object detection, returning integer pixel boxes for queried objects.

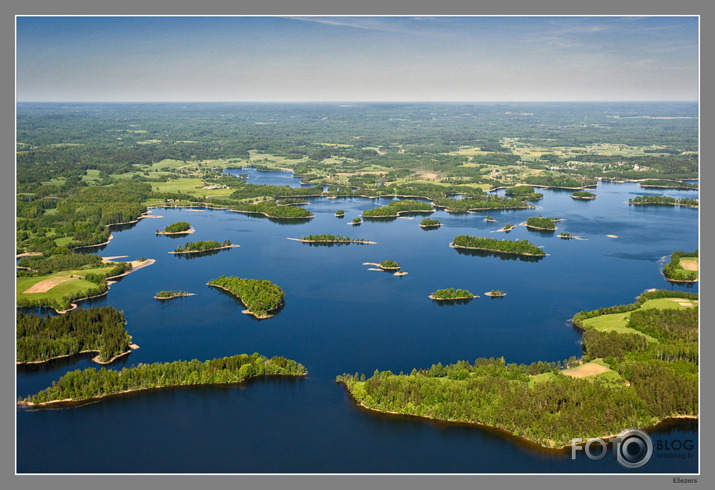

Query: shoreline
[429,294,477,301]
[169,244,239,254]
[17,344,139,366]
[206,282,283,319]
[569,194,597,200]
[525,224,557,231]
[338,381,697,450]
[154,292,196,300]
[70,233,114,250]
[17,372,308,408]
[484,291,506,297]
[156,226,196,236]
[150,203,314,219]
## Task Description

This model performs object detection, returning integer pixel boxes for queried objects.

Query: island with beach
[208,275,285,319]
[525,216,557,231]
[420,218,441,229]
[18,353,307,407]
[569,191,597,200]
[156,221,194,235]
[429,288,477,300]
[485,289,506,297]
[662,250,698,282]
[170,239,238,255]
[338,289,698,449]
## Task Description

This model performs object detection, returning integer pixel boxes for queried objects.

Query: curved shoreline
[169,244,239,254]
[156,226,196,236]
[17,372,308,408]
[450,243,547,257]
[338,381,697,450]
[525,224,557,231]
[206,282,283,319]
[17,344,139,366]
[70,233,114,250]
[151,204,314,219]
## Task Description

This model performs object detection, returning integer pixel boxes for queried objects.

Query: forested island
[379,260,401,271]
[17,306,133,364]
[208,275,285,319]
[420,218,441,228]
[569,191,596,200]
[170,240,237,254]
[662,250,698,282]
[362,200,434,218]
[335,209,345,217]
[452,235,546,256]
[338,289,698,449]
[19,353,307,406]
[156,221,193,235]
[525,216,557,231]
[429,288,477,300]
[350,217,362,225]
[639,180,698,190]
[485,290,506,297]
[292,234,374,244]
[629,195,698,208]
[154,290,195,300]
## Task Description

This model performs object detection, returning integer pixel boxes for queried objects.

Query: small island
[349,217,362,225]
[485,289,506,297]
[170,239,238,254]
[208,275,285,319]
[289,234,375,245]
[335,209,345,217]
[525,216,557,231]
[569,191,597,200]
[451,235,546,256]
[497,224,515,232]
[420,218,441,229]
[18,353,307,407]
[156,221,194,235]
[429,288,477,300]
[17,306,135,365]
[378,260,401,271]
[484,216,497,222]
[662,250,698,282]
[558,232,574,239]
[154,290,195,300]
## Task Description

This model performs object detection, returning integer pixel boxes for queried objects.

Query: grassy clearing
[17,268,112,305]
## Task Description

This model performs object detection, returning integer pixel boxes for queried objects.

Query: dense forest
[299,234,371,244]
[208,276,285,318]
[17,306,131,363]
[526,216,556,230]
[431,288,475,300]
[420,218,441,227]
[338,289,698,448]
[159,221,192,233]
[452,235,546,256]
[379,260,401,270]
[21,353,307,405]
[362,200,433,218]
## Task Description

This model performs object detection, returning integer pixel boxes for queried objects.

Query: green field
[17,266,116,307]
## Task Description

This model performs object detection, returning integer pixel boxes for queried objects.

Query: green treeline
[17,252,104,275]
[17,306,131,364]
[526,216,556,230]
[173,240,231,253]
[432,288,474,299]
[362,200,433,217]
[663,250,698,282]
[452,235,545,256]
[21,353,307,405]
[524,175,595,188]
[639,180,697,190]
[629,195,698,207]
[232,201,313,218]
[300,234,370,243]
[161,221,191,233]
[208,276,285,317]
[155,290,191,299]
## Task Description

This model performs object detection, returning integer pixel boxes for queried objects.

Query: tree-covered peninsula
[208,275,285,319]
[639,180,698,190]
[338,290,698,449]
[171,240,235,254]
[17,306,132,364]
[452,235,546,256]
[156,221,192,234]
[19,353,307,406]
[430,288,476,300]
[662,250,698,282]
[526,216,557,230]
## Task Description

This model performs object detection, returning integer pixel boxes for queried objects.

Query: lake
[17,169,699,473]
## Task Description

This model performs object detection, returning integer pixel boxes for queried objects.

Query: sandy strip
[363,262,381,267]
[394,271,408,276]
[101,256,129,263]
[156,226,196,235]
[16,252,42,259]
[562,362,611,379]
[23,276,73,294]
[607,235,618,238]
[484,292,506,297]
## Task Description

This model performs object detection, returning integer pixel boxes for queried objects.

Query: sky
[15,16,699,103]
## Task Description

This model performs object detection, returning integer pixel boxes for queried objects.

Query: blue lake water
[16,172,699,473]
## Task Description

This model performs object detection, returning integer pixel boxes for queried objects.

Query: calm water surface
[17,171,699,473]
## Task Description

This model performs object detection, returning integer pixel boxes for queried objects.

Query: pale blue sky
[16,16,699,102]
